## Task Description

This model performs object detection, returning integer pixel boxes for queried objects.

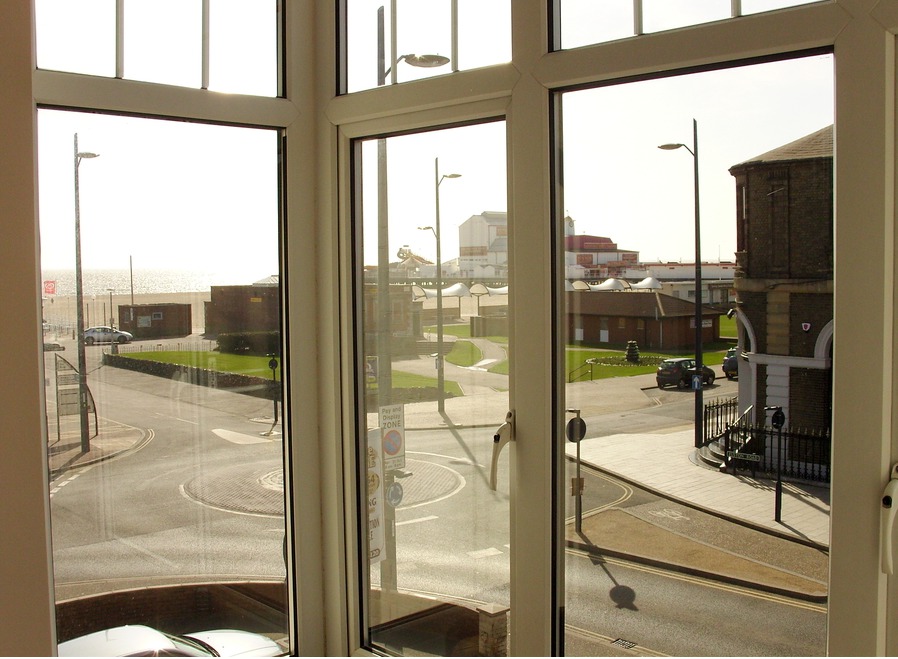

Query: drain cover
[612,638,637,650]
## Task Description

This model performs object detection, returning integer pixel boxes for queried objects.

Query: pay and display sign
[379,403,406,472]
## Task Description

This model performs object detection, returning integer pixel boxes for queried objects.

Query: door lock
[880,463,898,574]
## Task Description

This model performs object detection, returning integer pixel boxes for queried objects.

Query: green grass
[124,351,280,377]
[390,371,463,397]
[719,314,737,338]
[445,340,482,367]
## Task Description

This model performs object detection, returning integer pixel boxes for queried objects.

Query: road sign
[692,374,702,390]
[728,451,761,462]
[566,417,587,443]
[367,429,385,564]
[386,481,404,508]
[379,404,406,471]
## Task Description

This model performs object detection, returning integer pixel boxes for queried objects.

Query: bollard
[477,603,509,657]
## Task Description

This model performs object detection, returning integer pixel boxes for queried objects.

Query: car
[656,357,715,388]
[57,624,283,657]
[43,342,65,351]
[722,347,738,379]
[84,326,133,345]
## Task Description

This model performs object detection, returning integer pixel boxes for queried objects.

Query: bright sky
[35,2,832,279]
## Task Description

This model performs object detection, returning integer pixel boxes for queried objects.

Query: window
[355,121,509,654]
[39,109,289,653]
[559,54,833,655]
[344,0,511,92]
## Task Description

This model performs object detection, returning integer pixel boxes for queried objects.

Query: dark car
[656,357,715,389]
[723,347,738,379]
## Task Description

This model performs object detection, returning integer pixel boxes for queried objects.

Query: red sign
[43,280,57,295]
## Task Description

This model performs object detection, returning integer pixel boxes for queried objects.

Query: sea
[40,269,275,297]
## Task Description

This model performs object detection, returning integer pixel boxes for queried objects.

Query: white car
[84,326,133,345]
[57,624,283,657]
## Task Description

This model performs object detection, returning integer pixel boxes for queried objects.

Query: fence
[703,396,739,443]
[723,422,831,483]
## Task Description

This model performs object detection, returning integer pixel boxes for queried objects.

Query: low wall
[103,353,279,401]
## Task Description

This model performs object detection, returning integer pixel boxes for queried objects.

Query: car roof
[58,625,184,657]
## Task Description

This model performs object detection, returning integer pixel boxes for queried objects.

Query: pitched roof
[566,290,715,318]
[732,125,832,169]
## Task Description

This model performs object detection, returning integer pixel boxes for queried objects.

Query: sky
[35,1,832,284]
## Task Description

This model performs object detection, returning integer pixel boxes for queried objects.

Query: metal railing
[703,396,739,443]
[723,419,831,484]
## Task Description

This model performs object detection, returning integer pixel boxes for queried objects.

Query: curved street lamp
[659,118,704,449]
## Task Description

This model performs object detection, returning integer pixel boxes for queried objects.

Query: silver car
[84,326,133,345]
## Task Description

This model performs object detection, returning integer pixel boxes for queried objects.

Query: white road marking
[212,428,279,445]
[468,547,504,558]
[396,515,438,527]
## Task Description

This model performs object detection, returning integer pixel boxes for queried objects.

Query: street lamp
[74,133,99,453]
[420,158,461,415]
[107,288,115,327]
[376,5,450,411]
[658,118,704,449]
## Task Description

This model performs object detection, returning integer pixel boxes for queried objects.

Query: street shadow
[440,411,494,490]
[587,553,639,611]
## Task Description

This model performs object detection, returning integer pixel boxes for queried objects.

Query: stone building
[729,126,833,430]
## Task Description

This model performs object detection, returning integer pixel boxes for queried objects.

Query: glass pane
[558,55,833,656]
[38,110,289,655]
[124,0,202,88]
[357,122,510,654]
[345,0,511,93]
[35,0,116,77]
[642,0,730,34]
[741,0,821,14]
[560,0,634,50]
[208,0,278,96]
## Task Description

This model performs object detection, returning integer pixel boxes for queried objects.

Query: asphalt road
[45,340,824,655]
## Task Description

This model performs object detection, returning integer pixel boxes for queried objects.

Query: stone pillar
[477,603,509,656]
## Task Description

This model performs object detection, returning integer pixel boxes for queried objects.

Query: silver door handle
[881,463,898,574]
[489,411,515,491]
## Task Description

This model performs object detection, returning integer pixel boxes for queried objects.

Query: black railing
[723,421,831,484]
[703,396,739,444]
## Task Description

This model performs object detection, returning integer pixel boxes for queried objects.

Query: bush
[217,331,281,356]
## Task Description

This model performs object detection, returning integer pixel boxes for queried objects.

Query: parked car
[57,624,282,657]
[43,342,65,351]
[656,357,715,388]
[84,326,133,345]
[722,347,738,379]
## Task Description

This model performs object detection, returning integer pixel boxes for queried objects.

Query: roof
[732,125,832,169]
[565,235,618,251]
[566,291,716,319]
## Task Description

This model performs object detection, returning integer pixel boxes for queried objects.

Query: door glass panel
[558,54,833,656]
[35,0,116,77]
[38,109,289,655]
[356,121,510,654]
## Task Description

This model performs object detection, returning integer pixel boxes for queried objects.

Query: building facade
[729,126,833,430]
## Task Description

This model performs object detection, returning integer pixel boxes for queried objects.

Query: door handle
[489,411,515,491]
[880,463,898,574]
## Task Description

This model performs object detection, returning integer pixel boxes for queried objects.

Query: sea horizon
[41,268,277,298]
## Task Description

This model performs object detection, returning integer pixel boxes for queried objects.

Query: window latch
[880,463,898,574]
[489,411,515,491]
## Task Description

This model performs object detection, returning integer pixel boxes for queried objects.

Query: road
[44,338,824,655]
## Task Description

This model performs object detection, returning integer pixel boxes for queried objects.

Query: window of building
[344,0,511,93]
[38,109,289,654]
[559,53,833,655]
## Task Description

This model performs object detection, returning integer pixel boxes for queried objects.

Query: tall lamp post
[74,133,99,453]
[420,158,461,415]
[659,118,703,449]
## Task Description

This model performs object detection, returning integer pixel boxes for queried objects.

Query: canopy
[411,283,472,300]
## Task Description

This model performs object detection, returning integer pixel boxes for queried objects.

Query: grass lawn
[124,351,280,378]
[445,339,483,367]
[719,314,737,338]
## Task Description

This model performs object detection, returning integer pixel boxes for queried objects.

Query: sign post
[566,409,587,533]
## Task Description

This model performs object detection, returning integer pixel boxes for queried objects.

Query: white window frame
[4,0,898,655]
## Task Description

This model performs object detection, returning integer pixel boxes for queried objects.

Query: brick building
[729,126,833,430]
[117,303,192,339]
[204,277,281,336]
[566,290,718,350]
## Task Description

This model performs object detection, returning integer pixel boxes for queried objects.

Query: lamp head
[401,54,450,68]
[657,143,685,151]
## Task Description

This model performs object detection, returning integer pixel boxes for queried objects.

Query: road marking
[153,412,199,425]
[212,428,279,445]
[396,515,438,527]
[468,547,504,558]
